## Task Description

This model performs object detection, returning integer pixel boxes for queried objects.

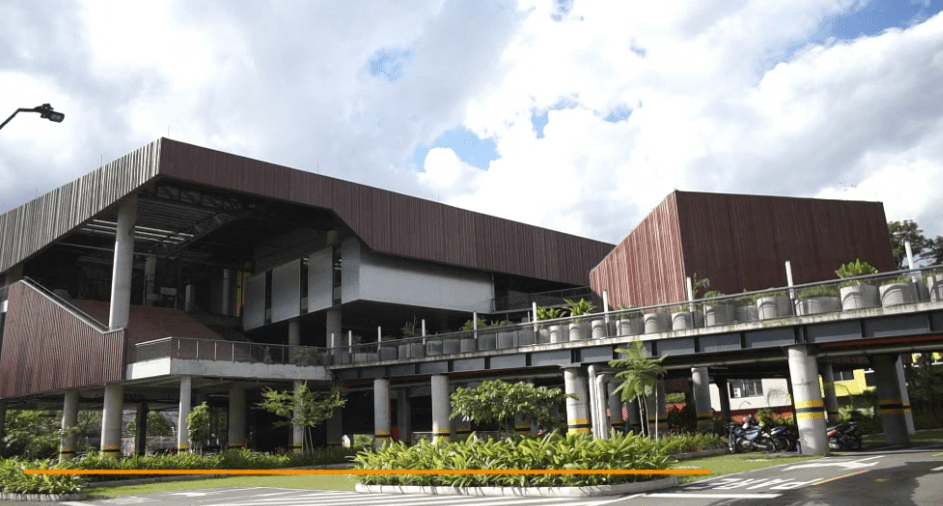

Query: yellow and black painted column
[564,367,591,435]
[692,367,714,432]
[431,374,451,443]
[59,390,79,462]
[374,378,392,447]
[787,345,829,455]
[821,363,840,423]
[873,354,910,446]
[101,383,125,457]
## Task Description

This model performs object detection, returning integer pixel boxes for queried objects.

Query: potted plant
[753,289,792,320]
[565,298,596,341]
[835,259,880,310]
[701,290,732,326]
[493,320,517,349]
[399,321,427,358]
[615,305,642,336]
[734,291,758,322]
[926,271,943,302]
[795,285,841,315]
[880,274,919,307]
[643,299,670,333]
[671,304,696,330]
[378,337,399,361]
[537,306,566,344]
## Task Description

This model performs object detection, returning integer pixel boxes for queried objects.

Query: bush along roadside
[0,458,86,496]
[354,431,671,488]
[656,432,726,455]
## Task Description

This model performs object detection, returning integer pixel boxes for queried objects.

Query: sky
[1,0,942,248]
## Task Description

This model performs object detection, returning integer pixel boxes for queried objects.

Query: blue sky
[2,0,943,244]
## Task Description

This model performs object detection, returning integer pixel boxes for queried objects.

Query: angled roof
[0,138,614,285]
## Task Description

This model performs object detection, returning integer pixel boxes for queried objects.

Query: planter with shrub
[835,259,881,310]
[753,290,792,320]
[795,285,841,315]
[880,275,919,307]
[616,306,642,336]
[701,290,732,327]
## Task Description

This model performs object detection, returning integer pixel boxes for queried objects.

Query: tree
[187,403,211,453]
[124,411,175,439]
[888,220,943,267]
[257,383,346,454]
[449,379,573,438]
[609,341,667,439]
[2,410,60,458]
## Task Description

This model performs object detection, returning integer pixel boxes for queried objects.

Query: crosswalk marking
[205,490,595,506]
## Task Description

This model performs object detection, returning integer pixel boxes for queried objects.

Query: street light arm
[0,104,65,132]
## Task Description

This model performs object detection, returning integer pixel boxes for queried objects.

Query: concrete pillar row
[873,354,910,445]
[607,379,625,433]
[59,390,79,462]
[715,377,732,421]
[292,380,304,453]
[228,387,247,449]
[177,376,192,452]
[563,367,591,435]
[430,375,451,443]
[374,378,391,447]
[109,195,136,330]
[821,363,840,423]
[895,358,916,435]
[101,383,124,457]
[786,345,829,455]
[692,367,713,432]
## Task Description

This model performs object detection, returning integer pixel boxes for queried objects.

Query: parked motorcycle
[768,423,800,452]
[827,420,862,450]
[728,421,776,453]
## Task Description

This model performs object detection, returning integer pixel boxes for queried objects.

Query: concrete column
[177,376,192,452]
[144,255,157,307]
[288,320,301,364]
[692,367,713,432]
[563,367,590,435]
[787,345,829,455]
[327,407,343,446]
[374,378,391,447]
[221,268,231,315]
[100,383,124,457]
[228,387,246,449]
[607,380,625,434]
[873,354,910,445]
[326,309,342,347]
[59,390,79,461]
[626,397,642,434]
[108,195,136,330]
[431,374,451,443]
[715,377,731,421]
[646,381,668,437]
[895,358,916,434]
[185,284,195,312]
[292,380,304,453]
[821,363,840,423]
[396,390,412,444]
[587,365,603,438]
[134,403,147,456]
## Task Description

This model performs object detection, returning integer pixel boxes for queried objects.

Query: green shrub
[0,458,85,495]
[797,285,839,300]
[750,289,788,304]
[353,432,670,488]
[656,432,725,455]
[881,275,910,286]
[835,259,879,288]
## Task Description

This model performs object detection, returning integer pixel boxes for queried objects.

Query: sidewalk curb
[355,476,679,497]
[0,492,89,501]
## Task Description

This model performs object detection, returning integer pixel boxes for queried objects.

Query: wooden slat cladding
[0,283,126,398]
[590,191,896,308]
[589,193,687,308]
[158,139,613,285]
[0,141,161,274]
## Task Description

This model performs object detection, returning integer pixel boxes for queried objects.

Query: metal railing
[20,276,110,332]
[130,336,330,366]
[331,264,943,366]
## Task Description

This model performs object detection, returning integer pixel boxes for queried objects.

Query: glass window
[729,379,763,398]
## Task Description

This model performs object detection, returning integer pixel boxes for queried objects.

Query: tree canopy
[888,220,943,268]
[449,379,572,436]
[257,383,346,453]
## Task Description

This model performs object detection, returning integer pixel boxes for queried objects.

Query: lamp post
[0,103,65,131]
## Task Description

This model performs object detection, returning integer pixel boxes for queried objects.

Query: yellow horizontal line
[812,469,870,485]
[26,469,710,476]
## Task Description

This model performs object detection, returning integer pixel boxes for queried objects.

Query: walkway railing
[130,336,330,366]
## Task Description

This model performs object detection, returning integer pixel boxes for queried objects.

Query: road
[7,445,941,506]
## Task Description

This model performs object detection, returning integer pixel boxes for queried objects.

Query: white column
[431,375,451,443]
[787,345,829,455]
[874,354,910,445]
[895,358,916,434]
[692,367,713,432]
[396,390,411,444]
[109,195,136,330]
[821,363,840,424]
[327,406,344,446]
[563,367,590,435]
[177,376,192,452]
[374,378,391,448]
[228,387,246,449]
[607,379,625,433]
[60,390,79,462]
[101,383,124,457]
[292,380,304,453]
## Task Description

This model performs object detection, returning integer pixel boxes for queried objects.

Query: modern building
[0,138,935,458]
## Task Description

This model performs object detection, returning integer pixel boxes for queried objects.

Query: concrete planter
[703,303,732,327]
[591,319,607,339]
[671,311,694,330]
[537,327,551,344]
[643,313,669,333]
[477,333,497,351]
[734,304,758,322]
[929,274,943,302]
[550,324,567,343]
[496,330,517,349]
[796,296,841,315]
[880,282,918,307]
[839,285,880,310]
[399,343,424,359]
[442,338,461,355]
[460,338,476,353]
[616,317,642,336]
[518,328,536,346]
[379,345,398,361]
[756,295,792,319]
[568,322,588,341]
[425,340,443,356]
[352,352,378,363]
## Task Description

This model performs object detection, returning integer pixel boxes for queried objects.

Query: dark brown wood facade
[590,191,896,308]
[0,283,126,398]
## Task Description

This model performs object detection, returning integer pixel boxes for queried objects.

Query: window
[835,369,856,381]
[729,379,763,398]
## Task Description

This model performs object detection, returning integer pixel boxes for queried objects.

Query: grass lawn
[670,452,820,484]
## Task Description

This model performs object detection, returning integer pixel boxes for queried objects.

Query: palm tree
[609,341,667,439]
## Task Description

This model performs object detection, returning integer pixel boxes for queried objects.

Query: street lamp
[0,103,65,131]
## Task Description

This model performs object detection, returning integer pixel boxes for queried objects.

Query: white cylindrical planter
[591,319,606,339]
[550,324,567,343]
[880,283,918,307]
[643,313,669,333]
[617,317,641,336]
[426,340,443,356]
[497,330,516,348]
[928,274,943,302]
[796,296,841,315]
[735,304,758,322]
[840,285,881,310]
[379,344,398,361]
[756,296,791,319]
[703,304,730,327]
[671,311,693,330]
[568,322,586,341]
[537,326,551,344]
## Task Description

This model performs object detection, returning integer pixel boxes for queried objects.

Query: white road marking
[644,492,782,499]
[931,465,943,472]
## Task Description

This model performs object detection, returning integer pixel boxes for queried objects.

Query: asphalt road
[6,445,942,506]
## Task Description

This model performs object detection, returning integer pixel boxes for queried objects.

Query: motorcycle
[728,421,776,453]
[827,420,862,451]
[768,423,800,452]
